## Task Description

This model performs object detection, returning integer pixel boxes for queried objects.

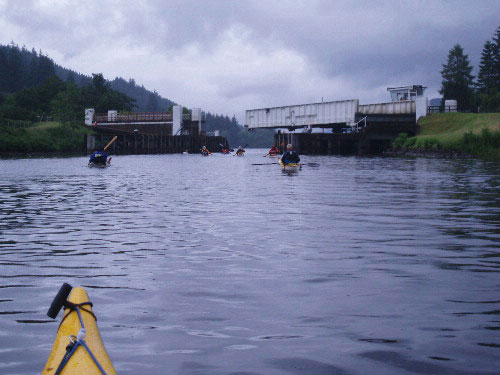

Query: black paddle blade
[47,283,73,319]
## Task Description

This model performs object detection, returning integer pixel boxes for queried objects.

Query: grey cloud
[1,0,498,116]
[218,81,290,101]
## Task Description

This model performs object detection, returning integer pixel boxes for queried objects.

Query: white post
[107,110,117,122]
[85,108,95,125]
[191,108,202,135]
[173,105,182,135]
[415,97,428,122]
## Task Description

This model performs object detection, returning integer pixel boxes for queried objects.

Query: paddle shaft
[103,136,118,151]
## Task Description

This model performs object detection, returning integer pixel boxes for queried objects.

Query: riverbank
[0,121,91,154]
[389,113,500,160]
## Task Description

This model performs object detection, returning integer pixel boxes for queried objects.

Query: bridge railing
[340,116,367,134]
[358,100,415,115]
[94,112,174,123]
[427,105,457,113]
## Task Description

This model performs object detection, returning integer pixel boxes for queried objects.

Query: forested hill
[0,43,273,147]
[203,113,274,148]
[56,68,176,113]
[0,44,55,93]
[0,43,174,112]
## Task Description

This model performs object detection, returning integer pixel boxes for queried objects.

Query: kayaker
[281,144,300,165]
[201,146,211,156]
[221,147,230,154]
[235,146,245,156]
[268,145,280,155]
[89,146,108,165]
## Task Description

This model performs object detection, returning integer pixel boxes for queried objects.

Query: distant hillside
[202,113,274,148]
[54,65,175,112]
[0,43,175,112]
[0,42,272,146]
[0,43,56,94]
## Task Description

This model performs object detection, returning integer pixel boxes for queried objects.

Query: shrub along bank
[391,113,500,160]
[0,121,92,155]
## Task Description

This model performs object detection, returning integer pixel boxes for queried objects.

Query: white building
[387,85,427,101]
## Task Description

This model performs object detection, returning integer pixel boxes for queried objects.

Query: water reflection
[0,151,498,374]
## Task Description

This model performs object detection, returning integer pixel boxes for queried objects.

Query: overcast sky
[0,0,498,123]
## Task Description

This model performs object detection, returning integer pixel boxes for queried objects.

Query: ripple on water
[267,358,350,375]
[225,345,258,350]
[359,351,497,375]
[251,334,305,341]
[187,330,232,339]
[358,338,400,344]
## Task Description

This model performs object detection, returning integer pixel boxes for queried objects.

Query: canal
[0,150,498,375]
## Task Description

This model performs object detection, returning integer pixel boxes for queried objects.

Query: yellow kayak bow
[42,284,116,375]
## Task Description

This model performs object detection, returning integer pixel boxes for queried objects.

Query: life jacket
[90,152,107,164]
[282,150,300,164]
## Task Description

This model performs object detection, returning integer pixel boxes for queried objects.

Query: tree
[440,44,475,111]
[2,44,25,92]
[145,91,159,112]
[37,54,56,84]
[83,73,135,113]
[66,71,76,83]
[0,47,8,92]
[493,26,500,85]
[0,76,66,121]
[477,41,496,92]
[477,27,500,112]
[51,82,83,125]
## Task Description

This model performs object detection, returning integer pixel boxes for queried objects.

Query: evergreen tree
[477,26,500,112]
[36,76,66,114]
[0,47,8,92]
[51,82,84,124]
[4,44,25,92]
[26,48,40,87]
[83,73,135,113]
[66,71,76,83]
[477,41,496,93]
[145,91,159,112]
[37,53,56,83]
[0,76,66,121]
[440,44,475,111]
[493,26,500,85]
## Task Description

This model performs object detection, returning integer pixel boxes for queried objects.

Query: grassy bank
[0,121,92,154]
[392,113,500,159]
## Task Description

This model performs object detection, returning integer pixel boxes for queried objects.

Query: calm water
[0,149,499,375]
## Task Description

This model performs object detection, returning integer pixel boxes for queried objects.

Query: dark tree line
[440,26,499,112]
[108,77,174,112]
[203,113,274,148]
[0,74,135,123]
[0,42,273,146]
[0,43,175,113]
[55,64,174,112]
[0,43,56,94]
